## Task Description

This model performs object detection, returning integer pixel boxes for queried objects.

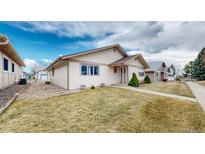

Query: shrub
[144,75,151,84]
[91,85,95,89]
[128,73,139,87]
[45,81,51,84]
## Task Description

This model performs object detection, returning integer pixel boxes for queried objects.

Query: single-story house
[46,44,149,90]
[0,34,25,89]
[145,61,169,82]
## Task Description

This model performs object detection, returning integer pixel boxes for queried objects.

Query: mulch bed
[0,84,27,109]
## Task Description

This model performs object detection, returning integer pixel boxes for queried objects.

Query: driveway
[17,80,81,100]
[186,82,205,110]
[0,84,26,109]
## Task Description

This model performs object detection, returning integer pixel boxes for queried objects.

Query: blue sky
[1,21,204,72]
[0,22,101,72]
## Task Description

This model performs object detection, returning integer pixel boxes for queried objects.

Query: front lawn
[140,81,195,98]
[0,87,204,132]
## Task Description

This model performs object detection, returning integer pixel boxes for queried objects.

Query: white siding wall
[68,61,120,89]
[0,51,3,88]
[68,48,124,89]
[73,48,123,64]
[48,48,124,89]
[48,62,68,89]
[36,71,48,80]
[127,58,145,81]
[0,50,23,89]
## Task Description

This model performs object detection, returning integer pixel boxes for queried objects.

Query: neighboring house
[167,64,176,80]
[34,64,48,80]
[23,71,29,79]
[35,69,48,81]
[45,44,149,90]
[0,34,25,89]
[145,61,169,82]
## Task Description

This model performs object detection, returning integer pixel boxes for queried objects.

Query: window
[52,68,55,76]
[81,65,87,75]
[3,58,8,71]
[139,72,144,77]
[12,63,15,72]
[90,66,93,75]
[81,64,99,75]
[138,68,144,77]
[94,66,99,75]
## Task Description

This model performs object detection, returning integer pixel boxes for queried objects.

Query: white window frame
[138,68,144,77]
[81,64,99,76]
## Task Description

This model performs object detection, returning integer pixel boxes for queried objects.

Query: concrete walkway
[112,85,197,102]
[186,82,205,110]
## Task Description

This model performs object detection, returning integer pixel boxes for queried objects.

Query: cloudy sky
[0,21,203,72]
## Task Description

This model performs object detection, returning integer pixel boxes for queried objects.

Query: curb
[0,84,30,115]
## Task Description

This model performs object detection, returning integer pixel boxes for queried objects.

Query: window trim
[3,57,9,72]
[138,68,145,77]
[81,64,99,76]
[12,62,15,73]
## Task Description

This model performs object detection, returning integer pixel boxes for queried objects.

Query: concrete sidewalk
[112,85,197,102]
[186,82,205,110]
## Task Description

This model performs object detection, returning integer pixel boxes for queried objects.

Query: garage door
[40,74,47,80]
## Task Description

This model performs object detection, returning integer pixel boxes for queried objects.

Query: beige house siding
[0,50,23,89]
[72,48,124,64]
[127,58,145,81]
[48,62,68,89]
[0,51,3,88]
[145,72,155,83]
[47,47,148,90]
[68,61,120,90]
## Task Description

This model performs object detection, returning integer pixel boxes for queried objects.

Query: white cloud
[12,22,205,68]
[42,58,52,63]
[24,59,39,67]
[128,48,198,68]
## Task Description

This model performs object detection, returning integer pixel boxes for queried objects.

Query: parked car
[18,79,27,85]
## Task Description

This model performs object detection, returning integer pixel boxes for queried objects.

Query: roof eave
[0,34,25,67]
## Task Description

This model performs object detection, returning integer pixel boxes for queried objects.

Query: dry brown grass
[0,87,204,133]
[197,81,205,87]
[140,81,195,98]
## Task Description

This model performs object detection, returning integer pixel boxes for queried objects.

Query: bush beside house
[128,73,139,87]
[144,75,151,84]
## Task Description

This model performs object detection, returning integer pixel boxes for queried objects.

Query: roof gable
[110,54,149,68]
[62,44,128,60]
[46,44,128,70]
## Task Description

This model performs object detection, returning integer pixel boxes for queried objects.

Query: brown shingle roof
[109,54,140,65]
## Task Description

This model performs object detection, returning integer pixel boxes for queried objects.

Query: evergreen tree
[144,75,151,84]
[191,48,205,80]
[128,73,139,87]
[184,61,193,75]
